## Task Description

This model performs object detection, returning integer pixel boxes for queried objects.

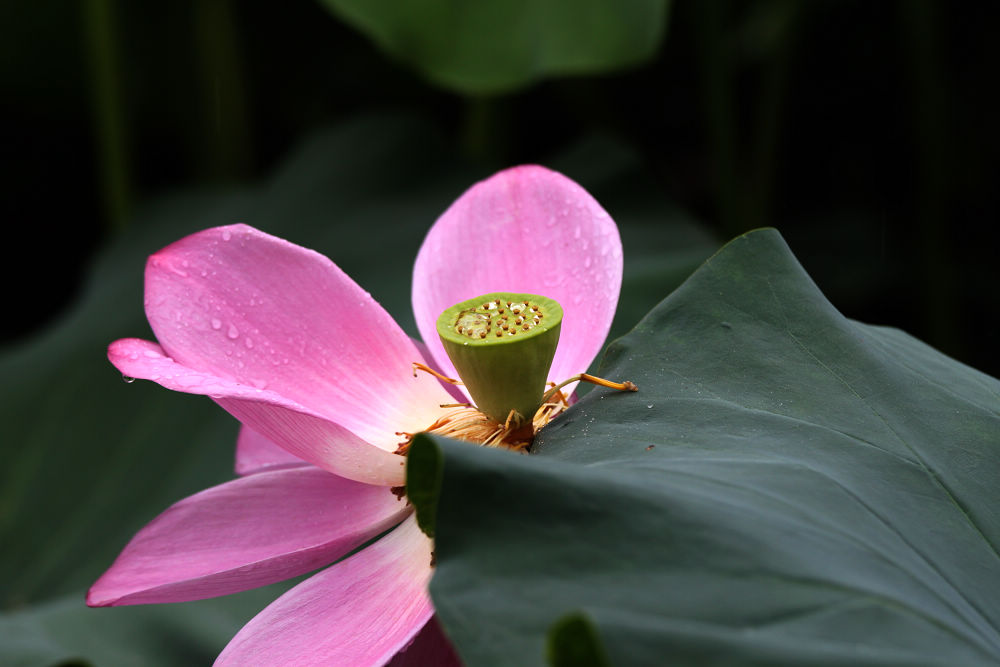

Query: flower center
[394,386,571,457]
[394,292,637,459]
[436,292,562,426]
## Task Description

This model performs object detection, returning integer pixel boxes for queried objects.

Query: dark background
[3,0,997,373]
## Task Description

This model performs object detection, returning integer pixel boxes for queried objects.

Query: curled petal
[87,467,410,606]
[110,339,407,486]
[235,425,307,476]
[216,515,434,667]
[143,224,452,451]
[412,165,623,393]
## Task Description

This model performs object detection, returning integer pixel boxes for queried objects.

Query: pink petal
[235,424,307,476]
[87,467,410,606]
[387,616,463,667]
[143,224,452,452]
[412,166,622,395]
[216,515,434,667]
[110,338,408,486]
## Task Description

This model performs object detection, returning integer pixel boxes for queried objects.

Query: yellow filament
[411,362,463,385]
[542,373,638,403]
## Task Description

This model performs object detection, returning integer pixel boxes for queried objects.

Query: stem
[898,0,960,355]
[460,95,509,164]
[84,0,130,232]
[747,1,799,230]
[692,1,740,237]
[194,0,251,181]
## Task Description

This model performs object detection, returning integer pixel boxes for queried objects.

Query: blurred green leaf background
[1,0,998,664]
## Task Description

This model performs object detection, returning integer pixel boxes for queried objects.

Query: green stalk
[692,1,740,237]
[747,1,799,231]
[84,0,130,232]
[194,0,251,181]
[898,0,960,355]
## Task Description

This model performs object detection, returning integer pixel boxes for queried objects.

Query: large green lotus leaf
[318,0,670,94]
[0,111,713,663]
[412,229,1000,666]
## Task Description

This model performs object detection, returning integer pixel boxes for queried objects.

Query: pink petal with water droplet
[87,467,410,606]
[235,424,308,476]
[412,166,622,396]
[110,338,408,486]
[144,224,452,452]
[216,515,434,667]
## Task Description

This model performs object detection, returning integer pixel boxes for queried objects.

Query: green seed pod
[436,292,562,425]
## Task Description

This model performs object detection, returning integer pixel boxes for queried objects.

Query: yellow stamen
[542,373,637,403]
[394,385,572,456]
[411,362,463,385]
[398,367,635,457]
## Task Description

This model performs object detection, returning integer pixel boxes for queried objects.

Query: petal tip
[85,585,115,608]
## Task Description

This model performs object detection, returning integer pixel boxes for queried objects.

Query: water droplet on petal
[211,318,222,330]
[228,324,239,339]
[222,229,232,241]
[245,337,254,349]
[122,375,136,384]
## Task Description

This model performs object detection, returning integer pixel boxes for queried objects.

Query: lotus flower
[89,165,623,665]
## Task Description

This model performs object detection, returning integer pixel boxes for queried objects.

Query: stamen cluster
[395,385,571,455]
